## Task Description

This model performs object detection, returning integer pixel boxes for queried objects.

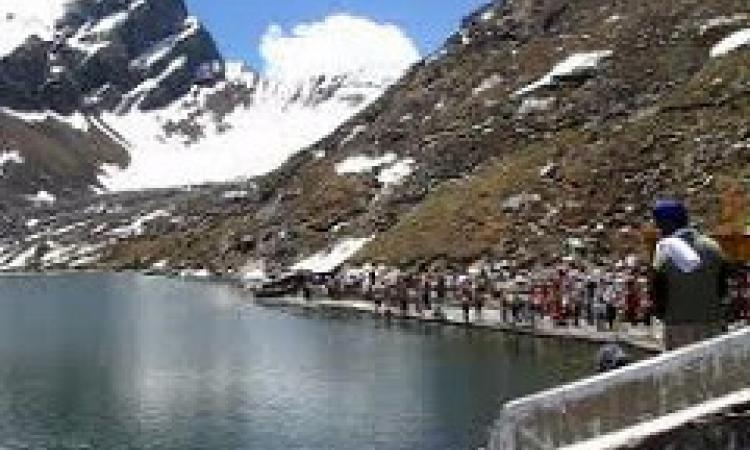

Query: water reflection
[0,274,598,449]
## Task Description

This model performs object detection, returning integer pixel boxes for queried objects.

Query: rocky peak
[157,59,397,149]
[0,0,221,114]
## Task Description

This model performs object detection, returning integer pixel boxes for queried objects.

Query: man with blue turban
[651,200,729,350]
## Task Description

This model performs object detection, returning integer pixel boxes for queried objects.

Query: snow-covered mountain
[97,61,398,190]
[0,0,411,203]
[0,0,221,113]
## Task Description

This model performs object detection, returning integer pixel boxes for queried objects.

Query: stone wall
[488,328,750,449]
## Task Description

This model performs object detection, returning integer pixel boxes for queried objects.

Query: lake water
[0,274,599,449]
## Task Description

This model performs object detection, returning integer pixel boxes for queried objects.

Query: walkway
[251,295,664,353]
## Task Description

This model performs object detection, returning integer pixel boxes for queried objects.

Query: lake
[0,273,599,449]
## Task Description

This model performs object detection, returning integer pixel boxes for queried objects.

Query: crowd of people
[303,261,749,331]
[295,200,750,352]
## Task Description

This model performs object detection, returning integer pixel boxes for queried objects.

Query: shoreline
[0,269,665,354]
[248,293,664,355]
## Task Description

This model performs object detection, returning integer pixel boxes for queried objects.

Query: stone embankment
[249,293,664,354]
[488,326,750,450]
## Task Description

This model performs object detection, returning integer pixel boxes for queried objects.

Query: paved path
[252,295,664,353]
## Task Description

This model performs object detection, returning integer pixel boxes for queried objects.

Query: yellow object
[642,183,749,263]
[716,181,749,262]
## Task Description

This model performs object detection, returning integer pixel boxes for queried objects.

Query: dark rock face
[0,0,222,114]
[161,72,380,145]
[0,0,222,203]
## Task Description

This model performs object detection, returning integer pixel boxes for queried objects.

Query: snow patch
[40,242,77,265]
[109,210,170,238]
[710,28,750,57]
[3,246,37,270]
[117,56,187,112]
[151,259,168,270]
[514,51,613,97]
[0,1,68,58]
[26,190,56,205]
[292,237,373,274]
[222,190,249,200]
[473,74,504,95]
[49,221,87,236]
[66,29,109,57]
[88,10,129,36]
[179,268,212,279]
[518,97,555,115]
[378,158,415,185]
[241,260,267,282]
[340,124,368,147]
[1,108,89,132]
[605,15,623,24]
[0,151,24,173]
[335,153,397,175]
[225,60,253,82]
[129,0,146,11]
[130,17,200,69]
[700,15,748,35]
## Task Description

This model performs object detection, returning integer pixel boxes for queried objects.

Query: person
[367,270,376,301]
[596,342,631,372]
[398,277,408,316]
[500,285,510,323]
[473,276,484,319]
[510,292,521,323]
[374,277,383,312]
[422,276,432,311]
[460,279,471,323]
[461,295,471,323]
[302,280,312,301]
[650,199,729,351]
[585,276,597,326]
[605,292,617,331]
[436,274,447,307]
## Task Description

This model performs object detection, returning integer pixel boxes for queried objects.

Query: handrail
[488,327,750,449]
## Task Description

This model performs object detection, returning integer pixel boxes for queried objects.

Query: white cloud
[259,13,420,82]
[97,13,422,191]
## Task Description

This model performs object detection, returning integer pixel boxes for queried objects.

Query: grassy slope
[100,0,750,272]
[358,52,750,267]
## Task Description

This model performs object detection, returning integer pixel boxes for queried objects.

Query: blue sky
[185,1,489,69]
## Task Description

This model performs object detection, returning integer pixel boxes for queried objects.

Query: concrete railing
[488,327,750,450]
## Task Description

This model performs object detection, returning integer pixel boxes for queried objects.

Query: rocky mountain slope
[0,0,220,203]
[0,0,221,113]
[2,0,749,275]
[0,0,400,202]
